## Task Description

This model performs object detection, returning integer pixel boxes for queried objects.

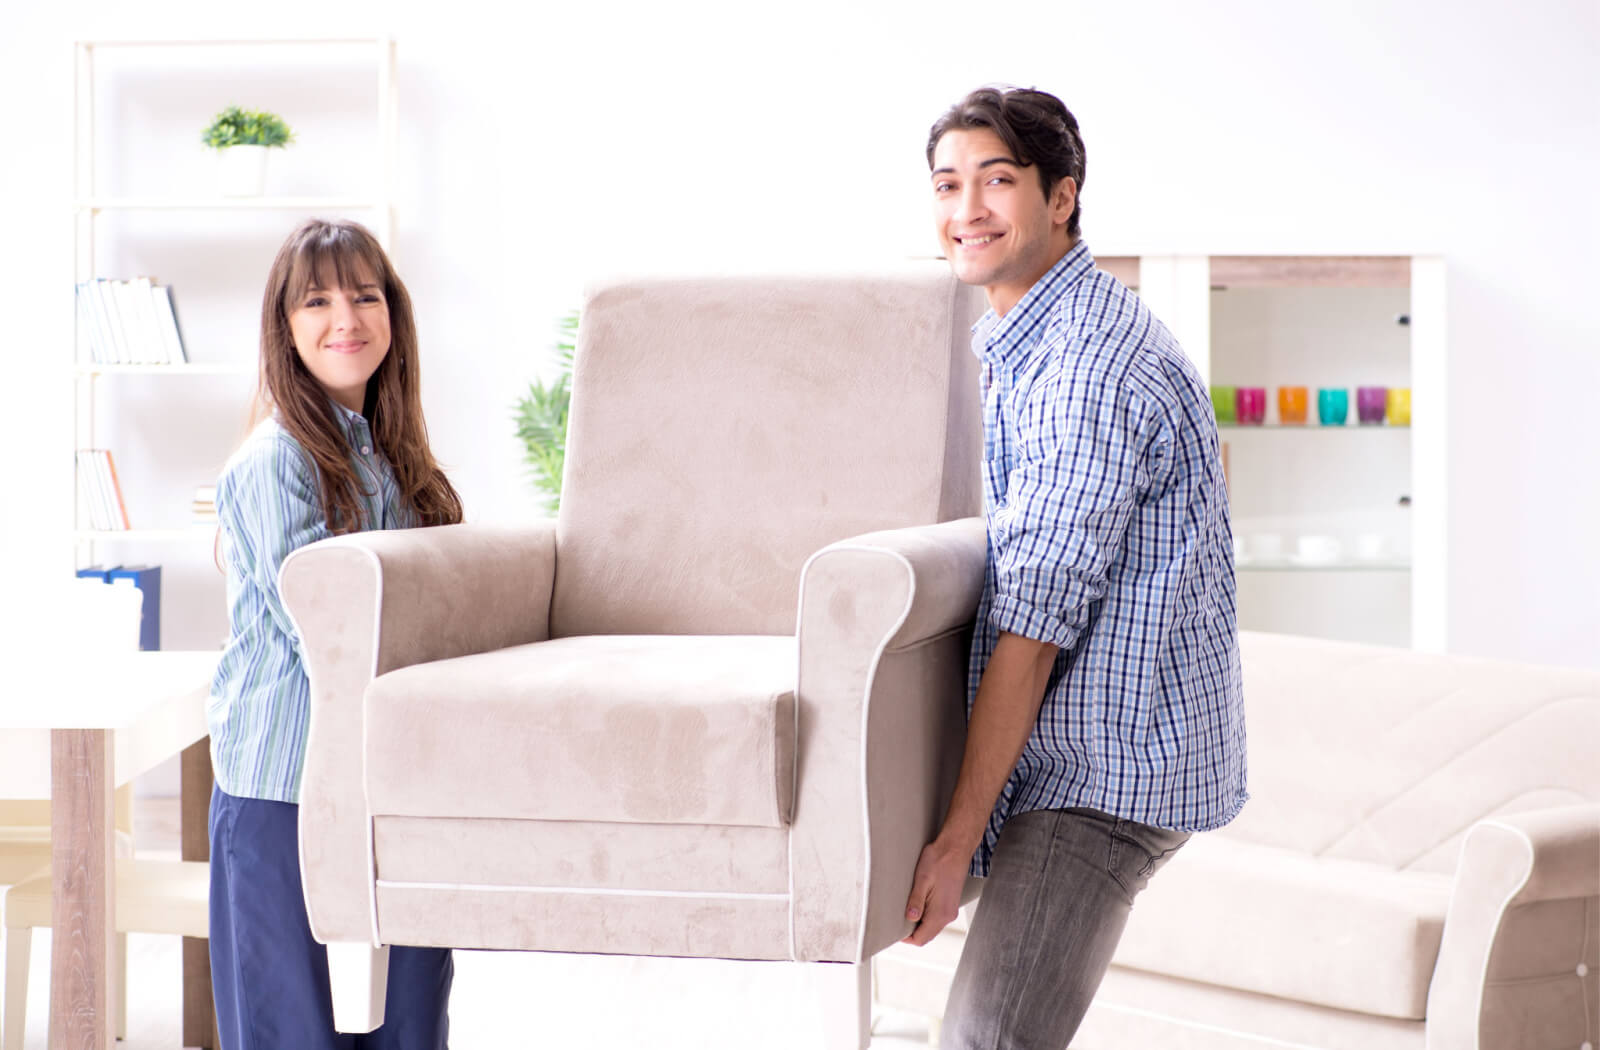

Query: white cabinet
[71,37,398,648]
[1106,254,1446,650]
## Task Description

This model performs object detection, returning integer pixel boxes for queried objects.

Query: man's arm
[901,629,1059,945]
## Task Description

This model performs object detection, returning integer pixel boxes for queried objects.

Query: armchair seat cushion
[364,635,797,828]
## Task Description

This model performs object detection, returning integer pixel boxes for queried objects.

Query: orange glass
[1277,386,1309,424]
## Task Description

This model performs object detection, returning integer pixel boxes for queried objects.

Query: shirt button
[360,446,371,455]
[1578,963,1589,977]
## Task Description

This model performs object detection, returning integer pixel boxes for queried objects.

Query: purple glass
[1236,387,1266,425]
[1357,386,1388,425]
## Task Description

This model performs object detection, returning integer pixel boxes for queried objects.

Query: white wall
[2,0,1596,668]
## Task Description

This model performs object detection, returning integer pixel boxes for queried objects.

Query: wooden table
[0,650,219,1050]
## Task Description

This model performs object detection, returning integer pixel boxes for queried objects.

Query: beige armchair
[279,268,988,1046]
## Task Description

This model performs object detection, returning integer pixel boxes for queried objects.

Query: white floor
[3,800,938,1050]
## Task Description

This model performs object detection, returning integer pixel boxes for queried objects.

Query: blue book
[76,566,113,583]
[106,564,162,651]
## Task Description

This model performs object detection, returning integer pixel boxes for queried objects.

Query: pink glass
[1236,387,1267,425]
[1357,386,1388,425]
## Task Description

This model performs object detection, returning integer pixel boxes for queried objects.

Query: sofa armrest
[278,520,558,944]
[1425,804,1600,1050]
[791,516,986,962]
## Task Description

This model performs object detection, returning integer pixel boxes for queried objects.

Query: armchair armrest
[278,520,558,944]
[1425,804,1600,1050]
[791,516,986,962]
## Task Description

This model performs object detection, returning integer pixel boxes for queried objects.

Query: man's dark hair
[927,86,1086,237]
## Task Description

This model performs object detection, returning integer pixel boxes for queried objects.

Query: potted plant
[201,105,294,196]
[513,311,579,514]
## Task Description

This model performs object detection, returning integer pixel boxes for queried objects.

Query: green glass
[1210,385,1237,424]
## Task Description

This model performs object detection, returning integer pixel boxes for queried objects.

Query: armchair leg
[3,927,31,1050]
[325,943,390,1034]
[810,961,870,1050]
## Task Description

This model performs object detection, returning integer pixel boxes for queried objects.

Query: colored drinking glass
[1357,386,1388,425]
[1386,387,1411,425]
[1277,386,1308,424]
[1236,387,1267,425]
[1317,388,1348,425]
[1210,385,1237,424]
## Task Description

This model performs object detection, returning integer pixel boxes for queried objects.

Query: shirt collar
[328,398,373,449]
[972,239,1097,368]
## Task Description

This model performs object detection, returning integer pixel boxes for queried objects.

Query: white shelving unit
[71,37,397,643]
[1130,254,1446,651]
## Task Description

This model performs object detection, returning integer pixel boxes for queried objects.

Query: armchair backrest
[551,266,986,637]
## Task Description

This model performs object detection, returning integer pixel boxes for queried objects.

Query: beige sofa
[875,631,1600,1049]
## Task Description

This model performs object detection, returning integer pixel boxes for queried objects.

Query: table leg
[181,738,218,1049]
[50,728,115,1050]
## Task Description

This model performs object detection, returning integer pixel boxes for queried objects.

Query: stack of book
[76,449,131,530]
[75,277,188,365]
[192,485,218,524]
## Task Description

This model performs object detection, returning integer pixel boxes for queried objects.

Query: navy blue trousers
[209,786,453,1050]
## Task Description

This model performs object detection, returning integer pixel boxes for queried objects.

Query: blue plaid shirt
[968,240,1247,876]
[209,402,413,804]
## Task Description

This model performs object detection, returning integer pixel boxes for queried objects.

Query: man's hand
[900,631,1059,948]
[902,837,972,946]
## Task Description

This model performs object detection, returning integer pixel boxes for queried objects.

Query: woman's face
[287,263,392,414]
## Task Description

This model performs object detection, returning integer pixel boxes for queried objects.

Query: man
[902,85,1248,1049]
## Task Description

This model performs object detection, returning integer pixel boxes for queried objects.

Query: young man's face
[930,127,1077,317]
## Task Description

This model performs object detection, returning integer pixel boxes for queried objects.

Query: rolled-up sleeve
[988,346,1154,651]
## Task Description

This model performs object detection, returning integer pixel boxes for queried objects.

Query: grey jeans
[942,806,1191,1050]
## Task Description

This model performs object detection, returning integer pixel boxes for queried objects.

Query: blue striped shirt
[209,403,411,803]
[968,240,1248,876]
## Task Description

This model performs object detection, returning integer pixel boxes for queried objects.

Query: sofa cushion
[363,635,796,828]
[1113,835,1453,1020]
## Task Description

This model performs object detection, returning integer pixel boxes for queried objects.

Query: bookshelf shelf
[77,196,383,213]
[75,362,255,376]
[72,37,398,655]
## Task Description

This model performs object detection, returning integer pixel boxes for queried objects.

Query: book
[152,283,188,364]
[75,449,130,530]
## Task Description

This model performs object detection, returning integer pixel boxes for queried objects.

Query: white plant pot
[216,145,270,197]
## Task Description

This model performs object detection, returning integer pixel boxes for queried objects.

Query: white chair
[3,859,209,1050]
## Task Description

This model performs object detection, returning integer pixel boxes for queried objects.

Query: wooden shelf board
[1209,256,1412,289]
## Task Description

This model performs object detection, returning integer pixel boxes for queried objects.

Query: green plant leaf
[512,310,580,513]
[201,105,295,150]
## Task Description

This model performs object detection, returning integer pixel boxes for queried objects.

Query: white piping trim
[794,539,920,964]
[376,879,790,901]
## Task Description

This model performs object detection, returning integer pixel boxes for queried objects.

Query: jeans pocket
[1108,819,1191,903]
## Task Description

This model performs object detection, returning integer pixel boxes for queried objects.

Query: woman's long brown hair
[254,219,462,533]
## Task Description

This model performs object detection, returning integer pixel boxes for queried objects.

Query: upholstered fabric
[1227,632,1600,870]
[279,268,992,1010]
[874,632,1600,1050]
[551,268,984,638]
[281,520,559,944]
[1115,835,1452,1019]
[791,519,986,962]
[373,817,789,894]
[375,885,793,960]
[365,635,796,828]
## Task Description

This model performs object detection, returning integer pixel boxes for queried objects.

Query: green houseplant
[201,105,294,196]
[514,311,579,513]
